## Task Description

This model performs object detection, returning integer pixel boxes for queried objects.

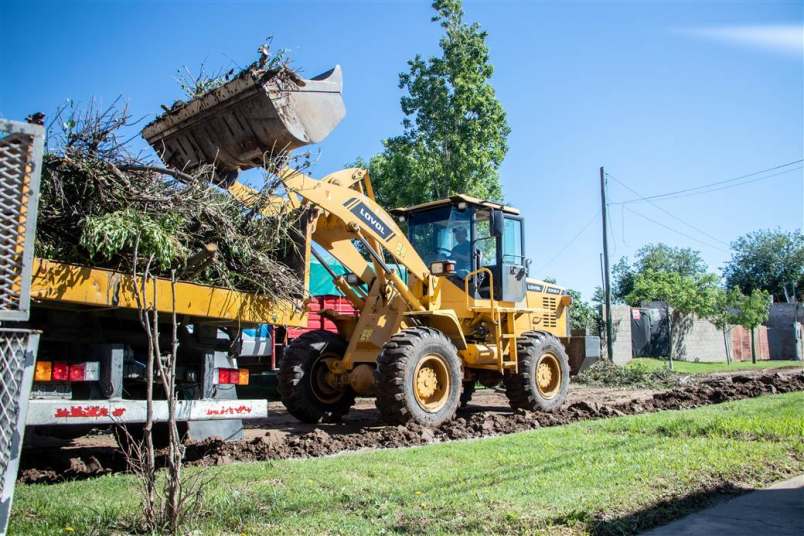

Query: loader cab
[394,195,528,303]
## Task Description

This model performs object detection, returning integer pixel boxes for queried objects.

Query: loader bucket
[142,65,345,180]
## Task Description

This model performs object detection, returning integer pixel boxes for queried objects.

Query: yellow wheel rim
[413,354,451,412]
[536,353,561,399]
[310,354,342,404]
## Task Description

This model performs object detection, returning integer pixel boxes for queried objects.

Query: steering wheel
[436,247,452,258]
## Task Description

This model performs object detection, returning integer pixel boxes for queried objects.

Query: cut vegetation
[11,392,804,535]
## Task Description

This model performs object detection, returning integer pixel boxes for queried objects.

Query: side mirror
[492,209,505,237]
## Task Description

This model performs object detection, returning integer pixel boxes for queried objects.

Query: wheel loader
[143,63,598,427]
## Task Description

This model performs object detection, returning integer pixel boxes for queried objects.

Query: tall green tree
[613,243,708,304]
[723,229,804,302]
[363,0,510,208]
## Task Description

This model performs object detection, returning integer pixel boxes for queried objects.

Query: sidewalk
[642,475,804,535]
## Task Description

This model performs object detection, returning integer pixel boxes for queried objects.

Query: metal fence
[0,120,43,322]
[0,330,39,533]
[0,119,44,535]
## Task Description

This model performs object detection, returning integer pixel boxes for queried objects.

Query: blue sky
[2,0,802,299]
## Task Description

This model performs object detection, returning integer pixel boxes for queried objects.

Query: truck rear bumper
[26,398,267,426]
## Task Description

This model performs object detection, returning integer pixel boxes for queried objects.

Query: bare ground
[17,368,804,484]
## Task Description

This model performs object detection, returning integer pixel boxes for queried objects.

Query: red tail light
[69,363,86,382]
[214,368,249,385]
[52,362,69,381]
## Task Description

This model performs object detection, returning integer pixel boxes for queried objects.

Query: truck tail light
[215,368,249,385]
[35,361,52,382]
[38,361,100,382]
[52,362,69,381]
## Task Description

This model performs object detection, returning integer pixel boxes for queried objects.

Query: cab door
[500,215,527,303]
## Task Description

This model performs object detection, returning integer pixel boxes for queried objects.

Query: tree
[626,269,719,369]
[363,0,510,209]
[731,288,771,363]
[707,287,744,365]
[723,229,804,303]
[613,243,708,304]
[566,289,598,333]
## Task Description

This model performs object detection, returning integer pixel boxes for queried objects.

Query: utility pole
[600,166,614,362]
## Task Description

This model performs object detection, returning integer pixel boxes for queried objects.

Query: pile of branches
[36,100,306,302]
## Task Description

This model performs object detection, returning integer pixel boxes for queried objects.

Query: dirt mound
[183,372,804,467]
[19,371,803,483]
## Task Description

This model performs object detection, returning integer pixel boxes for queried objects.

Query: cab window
[474,210,498,269]
[503,217,523,264]
[406,206,471,273]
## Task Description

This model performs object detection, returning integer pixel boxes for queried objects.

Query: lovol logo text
[349,201,394,240]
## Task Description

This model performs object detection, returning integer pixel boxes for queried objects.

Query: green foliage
[731,288,771,329]
[707,286,745,331]
[723,229,804,302]
[364,0,510,208]
[575,360,678,388]
[626,269,719,317]
[567,288,599,333]
[81,209,187,271]
[613,243,708,304]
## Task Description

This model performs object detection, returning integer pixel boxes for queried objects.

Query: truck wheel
[375,327,462,427]
[503,332,570,412]
[278,330,356,423]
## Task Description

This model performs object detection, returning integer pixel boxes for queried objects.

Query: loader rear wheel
[375,327,462,427]
[278,330,356,423]
[503,332,570,412]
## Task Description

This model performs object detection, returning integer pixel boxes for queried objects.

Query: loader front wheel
[375,327,462,427]
[503,332,570,412]
[278,330,356,423]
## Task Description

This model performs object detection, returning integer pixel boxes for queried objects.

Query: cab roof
[391,194,520,216]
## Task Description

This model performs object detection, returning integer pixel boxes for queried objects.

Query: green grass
[630,357,803,374]
[11,393,804,535]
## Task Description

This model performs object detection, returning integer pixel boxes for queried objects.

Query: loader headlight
[430,261,455,276]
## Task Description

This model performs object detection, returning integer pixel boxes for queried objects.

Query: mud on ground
[18,369,804,483]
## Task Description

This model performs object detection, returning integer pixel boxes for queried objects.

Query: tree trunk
[722,327,731,365]
[750,327,756,364]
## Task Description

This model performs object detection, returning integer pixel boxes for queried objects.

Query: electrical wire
[534,209,601,273]
[623,205,729,252]
[611,159,803,205]
[606,171,730,247]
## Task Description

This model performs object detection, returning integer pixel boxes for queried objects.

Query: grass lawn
[11,393,804,535]
[630,357,803,375]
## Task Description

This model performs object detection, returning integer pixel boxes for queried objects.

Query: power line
[606,171,730,247]
[611,159,803,205]
[535,209,601,273]
[624,205,729,252]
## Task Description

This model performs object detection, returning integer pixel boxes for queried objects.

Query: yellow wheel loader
[143,64,597,427]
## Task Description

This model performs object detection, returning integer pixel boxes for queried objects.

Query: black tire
[503,332,570,412]
[278,330,356,423]
[375,327,462,427]
[460,381,476,408]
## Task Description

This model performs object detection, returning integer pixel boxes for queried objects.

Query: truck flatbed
[30,258,308,327]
